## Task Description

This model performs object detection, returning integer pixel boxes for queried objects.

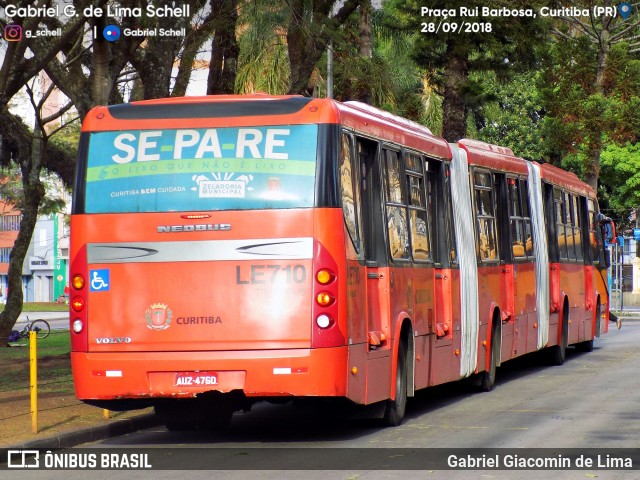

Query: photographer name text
[2,3,190,18]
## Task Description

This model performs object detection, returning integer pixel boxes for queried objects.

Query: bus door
[357,137,393,403]
[431,161,462,385]
[500,174,538,356]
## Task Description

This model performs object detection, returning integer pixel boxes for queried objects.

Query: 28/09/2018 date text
[421,22,492,34]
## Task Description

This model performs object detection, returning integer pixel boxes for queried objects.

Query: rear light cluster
[311,241,344,348]
[71,274,85,333]
[69,246,89,352]
[315,269,336,328]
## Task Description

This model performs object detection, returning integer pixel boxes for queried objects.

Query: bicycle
[13,317,51,340]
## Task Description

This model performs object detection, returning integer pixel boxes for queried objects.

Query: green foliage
[386,0,549,139]
[49,117,81,150]
[600,143,640,226]
[539,31,640,185]
[471,71,545,160]
[235,1,291,94]
[0,165,68,216]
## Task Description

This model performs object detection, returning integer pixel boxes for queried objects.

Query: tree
[286,0,362,95]
[473,71,546,160]
[0,0,98,345]
[543,0,640,189]
[388,0,547,141]
[599,143,640,231]
[206,0,239,95]
[235,0,291,94]
[540,40,640,187]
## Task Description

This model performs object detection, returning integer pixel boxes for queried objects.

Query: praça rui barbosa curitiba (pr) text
[419,4,627,35]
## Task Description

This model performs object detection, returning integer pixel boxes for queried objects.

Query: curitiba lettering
[177,316,222,325]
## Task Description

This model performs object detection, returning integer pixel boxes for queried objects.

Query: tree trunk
[207,0,239,95]
[356,0,373,104]
[287,0,360,95]
[359,0,372,59]
[0,110,45,346]
[442,46,469,142]
[585,30,610,191]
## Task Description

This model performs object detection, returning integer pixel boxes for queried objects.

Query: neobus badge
[157,223,231,233]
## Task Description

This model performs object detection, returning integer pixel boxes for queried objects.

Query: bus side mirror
[603,248,611,269]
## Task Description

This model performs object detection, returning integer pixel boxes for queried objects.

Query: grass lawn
[1,330,73,395]
[0,302,69,313]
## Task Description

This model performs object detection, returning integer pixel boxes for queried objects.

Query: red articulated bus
[69,94,614,429]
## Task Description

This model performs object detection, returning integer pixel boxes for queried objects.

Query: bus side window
[587,199,600,263]
[565,192,576,261]
[444,164,458,265]
[508,177,526,258]
[554,189,568,260]
[520,180,534,258]
[383,148,410,260]
[339,132,361,254]
[405,151,431,261]
[573,194,583,261]
[473,170,498,261]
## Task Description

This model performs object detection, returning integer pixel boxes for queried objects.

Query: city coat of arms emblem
[145,303,172,330]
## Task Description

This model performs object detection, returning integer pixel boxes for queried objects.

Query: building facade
[0,210,69,303]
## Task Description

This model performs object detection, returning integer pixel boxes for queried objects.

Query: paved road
[5,320,640,480]
[13,312,69,331]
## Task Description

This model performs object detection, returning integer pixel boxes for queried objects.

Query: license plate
[174,372,218,387]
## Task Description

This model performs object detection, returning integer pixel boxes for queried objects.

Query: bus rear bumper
[71,347,348,401]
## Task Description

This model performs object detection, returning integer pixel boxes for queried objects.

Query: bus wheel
[383,340,407,426]
[155,402,198,431]
[479,323,499,392]
[199,408,233,431]
[549,308,569,365]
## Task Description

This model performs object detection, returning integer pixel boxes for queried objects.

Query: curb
[5,413,161,449]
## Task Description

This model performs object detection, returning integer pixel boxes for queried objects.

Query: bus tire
[199,408,233,431]
[479,322,499,392]
[155,403,198,431]
[549,305,569,365]
[383,339,408,426]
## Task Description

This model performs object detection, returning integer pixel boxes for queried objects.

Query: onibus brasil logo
[145,303,172,330]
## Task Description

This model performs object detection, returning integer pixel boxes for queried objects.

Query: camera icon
[4,24,23,42]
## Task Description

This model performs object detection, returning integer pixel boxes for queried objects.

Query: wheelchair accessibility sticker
[90,269,110,292]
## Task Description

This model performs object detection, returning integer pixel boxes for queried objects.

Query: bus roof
[81,94,452,161]
[538,162,595,197]
[458,138,529,176]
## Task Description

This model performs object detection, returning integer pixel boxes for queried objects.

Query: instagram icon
[4,24,23,41]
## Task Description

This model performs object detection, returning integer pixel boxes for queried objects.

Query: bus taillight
[311,241,344,348]
[316,269,335,285]
[72,319,84,334]
[316,314,332,328]
[316,292,334,307]
[72,274,85,290]
[71,297,85,312]
[69,246,89,352]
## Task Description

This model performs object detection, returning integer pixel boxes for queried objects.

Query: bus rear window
[83,124,318,213]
